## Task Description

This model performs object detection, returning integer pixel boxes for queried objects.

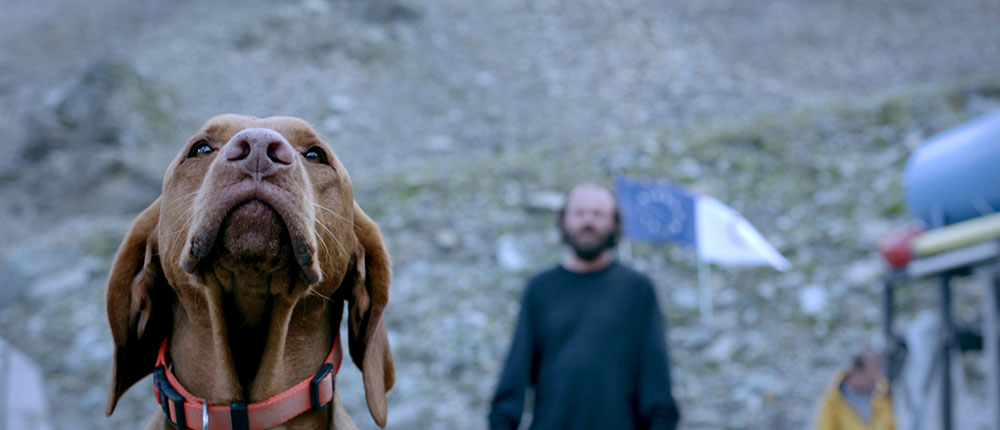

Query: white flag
[695,196,790,271]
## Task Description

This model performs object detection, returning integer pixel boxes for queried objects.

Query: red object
[152,333,343,430]
[878,225,924,269]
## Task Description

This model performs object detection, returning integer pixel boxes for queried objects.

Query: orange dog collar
[153,334,343,430]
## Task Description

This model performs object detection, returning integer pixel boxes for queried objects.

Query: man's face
[860,357,883,389]
[560,186,618,261]
[852,352,884,392]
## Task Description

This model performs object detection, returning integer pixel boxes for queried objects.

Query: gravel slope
[1,0,999,428]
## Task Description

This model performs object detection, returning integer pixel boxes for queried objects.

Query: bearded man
[488,183,681,430]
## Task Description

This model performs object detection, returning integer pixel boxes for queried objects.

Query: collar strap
[153,334,343,430]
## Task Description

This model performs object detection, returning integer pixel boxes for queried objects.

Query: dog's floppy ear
[345,201,394,428]
[105,198,172,416]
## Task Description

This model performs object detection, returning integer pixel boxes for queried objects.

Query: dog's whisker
[313,225,332,263]
[312,202,352,224]
[313,217,342,249]
[307,178,340,188]
[315,219,347,259]
[309,203,356,263]
[286,203,346,261]
[164,211,198,240]
[165,191,201,214]
[305,286,333,303]
[165,200,201,235]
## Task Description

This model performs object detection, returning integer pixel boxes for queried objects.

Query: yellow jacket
[815,370,896,430]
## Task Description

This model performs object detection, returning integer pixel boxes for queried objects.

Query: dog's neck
[166,270,339,426]
[223,289,274,390]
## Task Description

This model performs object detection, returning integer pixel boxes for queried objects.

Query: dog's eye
[188,141,214,158]
[303,148,328,164]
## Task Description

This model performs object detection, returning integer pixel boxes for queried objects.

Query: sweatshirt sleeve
[488,285,539,430]
[636,280,681,430]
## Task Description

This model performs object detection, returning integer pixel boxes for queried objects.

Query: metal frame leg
[884,276,896,381]
[983,266,1000,430]
[939,272,953,430]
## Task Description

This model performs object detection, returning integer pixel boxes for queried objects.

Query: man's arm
[636,281,681,430]
[488,287,539,430]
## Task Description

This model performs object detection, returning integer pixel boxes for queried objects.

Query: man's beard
[562,227,618,261]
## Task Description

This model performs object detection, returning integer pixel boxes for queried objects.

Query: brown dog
[104,114,393,429]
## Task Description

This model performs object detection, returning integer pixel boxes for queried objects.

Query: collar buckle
[154,365,188,429]
[202,400,210,429]
[310,363,335,411]
[229,401,249,430]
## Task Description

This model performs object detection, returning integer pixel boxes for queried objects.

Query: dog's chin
[182,195,322,285]
[218,200,291,265]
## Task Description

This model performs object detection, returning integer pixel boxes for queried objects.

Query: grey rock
[0,246,82,308]
[798,284,828,316]
[327,95,356,113]
[704,334,739,363]
[670,287,699,311]
[25,256,103,301]
[965,92,1000,117]
[525,191,564,213]
[496,235,527,271]
[845,260,881,288]
[357,0,421,24]
[434,229,461,250]
[425,135,455,151]
[23,57,162,162]
[673,324,718,350]
[321,116,344,134]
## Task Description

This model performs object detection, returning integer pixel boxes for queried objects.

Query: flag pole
[698,256,713,324]
[619,238,632,262]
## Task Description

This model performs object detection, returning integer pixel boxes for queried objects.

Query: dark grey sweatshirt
[489,261,680,430]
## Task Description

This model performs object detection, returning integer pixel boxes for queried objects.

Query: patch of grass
[877,99,908,126]
[81,231,124,260]
[879,199,907,217]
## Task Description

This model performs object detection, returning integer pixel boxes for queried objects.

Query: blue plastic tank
[903,110,1000,228]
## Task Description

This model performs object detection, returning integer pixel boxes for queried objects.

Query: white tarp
[893,311,988,430]
[0,338,52,430]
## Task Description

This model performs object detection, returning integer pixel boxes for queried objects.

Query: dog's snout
[223,128,295,178]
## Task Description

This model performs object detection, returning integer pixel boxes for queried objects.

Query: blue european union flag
[614,176,696,246]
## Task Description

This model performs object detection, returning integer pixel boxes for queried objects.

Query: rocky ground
[1,0,1000,429]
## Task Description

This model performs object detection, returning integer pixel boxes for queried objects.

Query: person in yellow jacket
[815,349,896,430]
